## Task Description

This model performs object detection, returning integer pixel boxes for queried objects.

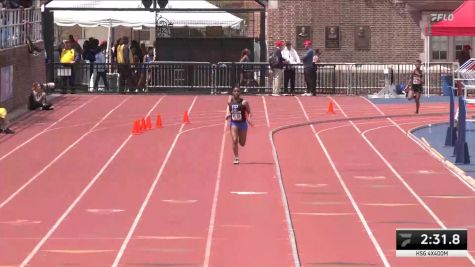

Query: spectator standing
[82,40,95,79]
[94,43,109,92]
[112,38,122,63]
[68,34,82,56]
[239,48,251,87]
[117,37,132,93]
[60,40,80,94]
[270,40,286,96]
[140,43,147,60]
[144,47,154,87]
[282,41,300,95]
[302,40,316,96]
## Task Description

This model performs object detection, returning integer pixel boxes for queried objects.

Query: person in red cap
[459,45,472,66]
[301,39,316,96]
[269,40,287,96]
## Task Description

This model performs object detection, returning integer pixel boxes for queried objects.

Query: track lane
[21,95,196,267]
[349,96,475,264]
[109,96,228,267]
[0,95,159,266]
[270,96,389,267]
[328,96,474,266]
[206,96,296,267]
[0,95,91,148]
[0,95,123,204]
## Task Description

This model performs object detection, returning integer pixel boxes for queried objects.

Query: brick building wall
[0,43,46,111]
[267,0,424,63]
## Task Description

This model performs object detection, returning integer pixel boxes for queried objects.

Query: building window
[431,36,448,60]
[455,36,472,61]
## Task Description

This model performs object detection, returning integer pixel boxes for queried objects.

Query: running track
[0,94,473,267]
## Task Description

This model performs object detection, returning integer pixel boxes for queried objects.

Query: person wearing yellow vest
[117,37,132,93]
[60,41,79,94]
[0,107,14,134]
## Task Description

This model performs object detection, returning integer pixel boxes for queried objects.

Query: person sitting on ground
[0,107,14,134]
[28,82,53,111]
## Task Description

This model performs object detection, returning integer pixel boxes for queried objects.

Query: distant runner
[226,87,252,164]
[409,59,424,114]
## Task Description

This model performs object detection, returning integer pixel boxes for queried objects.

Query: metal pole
[259,11,266,87]
[106,18,112,64]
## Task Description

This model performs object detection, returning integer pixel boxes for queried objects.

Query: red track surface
[0,94,473,267]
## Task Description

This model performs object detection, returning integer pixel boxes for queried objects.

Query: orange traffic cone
[183,111,190,124]
[140,118,146,132]
[145,116,152,130]
[132,120,141,135]
[327,101,335,114]
[156,114,163,128]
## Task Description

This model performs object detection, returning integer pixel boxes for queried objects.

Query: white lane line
[111,96,198,267]
[85,209,125,215]
[202,119,228,267]
[423,195,475,199]
[230,191,268,195]
[354,176,387,180]
[0,96,98,162]
[334,97,475,265]
[293,212,355,216]
[0,219,41,225]
[136,236,203,240]
[362,203,418,207]
[359,96,475,192]
[295,183,328,188]
[19,96,164,267]
[296,97,390,267]
[161,199,198,204]
[0,97,130,209]
[262,96,271,127]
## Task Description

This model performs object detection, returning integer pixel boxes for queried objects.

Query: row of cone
[132,103,332,135]
[132,111,190,135]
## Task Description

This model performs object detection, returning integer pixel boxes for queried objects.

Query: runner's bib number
[231,113,242,121]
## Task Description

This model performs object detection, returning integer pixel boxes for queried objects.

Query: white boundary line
[0,96,98,162]
[295,97,390,267]
[111,96,198,267]
[203,119,228,267]
[332,97,475,265]
[19,96,166,267]
[0,96,131,209]
[262,96,271,127]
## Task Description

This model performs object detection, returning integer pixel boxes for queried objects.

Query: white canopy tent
[46,0,243,29]
[46,0,243,62]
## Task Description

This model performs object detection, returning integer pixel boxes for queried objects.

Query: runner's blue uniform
[229,98,248,131]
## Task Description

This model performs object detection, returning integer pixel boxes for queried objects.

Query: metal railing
[47,61,457,95]
[0,7,42,50]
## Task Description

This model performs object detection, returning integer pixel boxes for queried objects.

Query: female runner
[226,87,252,164]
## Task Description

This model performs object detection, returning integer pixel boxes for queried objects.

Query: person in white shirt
[282,41,300,95]
[94,43,109,91]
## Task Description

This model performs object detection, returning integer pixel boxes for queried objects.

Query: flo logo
[399,233,412,248]
[431,13,454,22]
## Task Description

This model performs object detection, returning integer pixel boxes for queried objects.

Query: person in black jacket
[271,40,287,96]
